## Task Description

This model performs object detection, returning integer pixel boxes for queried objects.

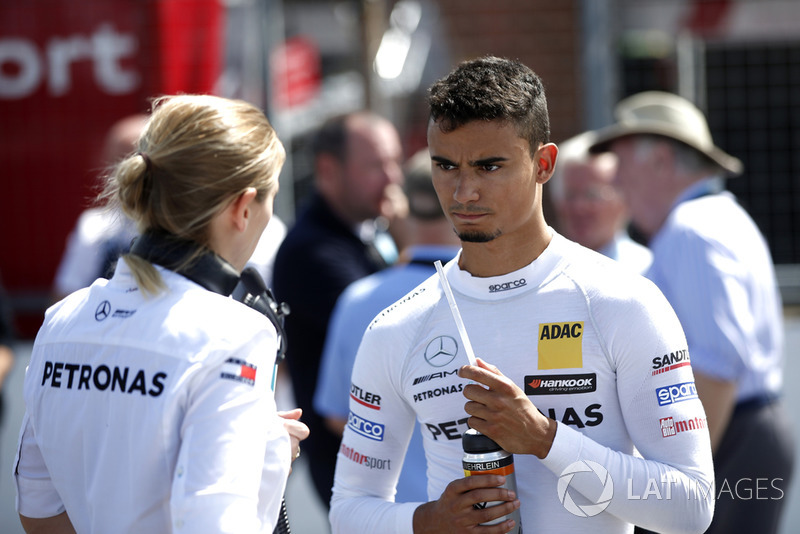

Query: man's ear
[535,143,558,184]
[229,187,258,232]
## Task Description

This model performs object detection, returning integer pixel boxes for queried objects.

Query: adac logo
[558,460,613,517]
[537,322,583,369]
[95,300,111,321]
[424,336,459,367]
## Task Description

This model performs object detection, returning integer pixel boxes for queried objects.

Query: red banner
[0,0,223,336]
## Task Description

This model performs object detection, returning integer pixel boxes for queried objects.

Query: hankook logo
[525,373,596,395]
[95,300,111,321]
[424,336,459,367]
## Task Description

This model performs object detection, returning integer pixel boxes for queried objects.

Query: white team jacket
[15,258,291,533]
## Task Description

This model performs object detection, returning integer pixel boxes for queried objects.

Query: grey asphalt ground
[2,309,798,533]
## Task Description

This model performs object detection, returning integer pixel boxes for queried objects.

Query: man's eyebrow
[430,156,509,167]
[470,156,507,167]
[431,155,455,165]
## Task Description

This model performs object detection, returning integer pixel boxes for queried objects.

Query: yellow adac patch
[537,322,583,369]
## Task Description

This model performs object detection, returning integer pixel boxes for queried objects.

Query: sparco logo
[488,278,527,293]
[424,336,458,367]
[525,373,596,395]
[347,411,385,441]
[656,381,698,406]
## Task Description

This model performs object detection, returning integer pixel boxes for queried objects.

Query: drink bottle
[462,428,522,533]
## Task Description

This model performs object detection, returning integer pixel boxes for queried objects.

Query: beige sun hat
[588,91,743,176]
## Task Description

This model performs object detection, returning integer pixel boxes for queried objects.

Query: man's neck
[458,225,552,277]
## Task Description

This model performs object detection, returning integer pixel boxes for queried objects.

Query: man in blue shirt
[590,91,794,534]
[314,149,459,502]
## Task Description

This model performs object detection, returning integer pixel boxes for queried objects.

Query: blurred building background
[2,0,798,338]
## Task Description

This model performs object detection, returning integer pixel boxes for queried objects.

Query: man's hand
[278,408,310,469]
[412,474,519,533]
[459,358,557,459]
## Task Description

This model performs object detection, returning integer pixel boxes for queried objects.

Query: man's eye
[437,163,456,171]
[482,164,500,172]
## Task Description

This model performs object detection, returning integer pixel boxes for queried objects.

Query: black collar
[130,231,240,296]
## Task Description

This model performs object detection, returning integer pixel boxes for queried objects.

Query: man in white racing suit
[329,56,714,534]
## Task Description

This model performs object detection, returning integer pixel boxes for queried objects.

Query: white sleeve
[14,413,66,519]
[171,330,292,534]
[329,323,421,533]
[540,281,715,534]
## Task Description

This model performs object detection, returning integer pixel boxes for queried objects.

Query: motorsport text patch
[537,322,583,369]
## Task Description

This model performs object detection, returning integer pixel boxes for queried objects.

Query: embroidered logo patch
[221,357,257,386]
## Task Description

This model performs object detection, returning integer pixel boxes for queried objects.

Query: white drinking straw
[434,260,478,366]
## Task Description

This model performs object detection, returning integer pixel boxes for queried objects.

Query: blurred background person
[272,110,406,509]
[313,148,459,503]
[51,114,146,301]
[15,95,307,533]
[550,130,651,274]
[591,91,794,534]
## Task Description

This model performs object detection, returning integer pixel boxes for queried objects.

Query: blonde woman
[15,95,307,534]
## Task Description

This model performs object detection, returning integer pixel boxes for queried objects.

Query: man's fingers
[447,474,508,493]
[278,408,303,420]
[459,364,502,390]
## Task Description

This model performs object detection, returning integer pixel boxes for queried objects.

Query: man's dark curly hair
[427,56,550,154]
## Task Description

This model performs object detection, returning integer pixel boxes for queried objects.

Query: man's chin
[458,229,501,243]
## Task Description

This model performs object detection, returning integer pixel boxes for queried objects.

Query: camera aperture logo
[558,460,614,517]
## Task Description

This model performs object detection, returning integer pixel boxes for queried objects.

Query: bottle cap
[462,428,503,453]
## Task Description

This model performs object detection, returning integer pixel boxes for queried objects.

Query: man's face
[554,155,626,252]
[609,136,663,237]
[339,118,404,222]
[427,119,540,245]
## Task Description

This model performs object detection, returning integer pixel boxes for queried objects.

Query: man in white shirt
[590,91,794,534]
[329,57,715,534]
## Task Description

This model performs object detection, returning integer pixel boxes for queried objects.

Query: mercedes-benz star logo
[95,300,111,321]
[424,335,459,367]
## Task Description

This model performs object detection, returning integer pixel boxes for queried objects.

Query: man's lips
[452,212,487,222]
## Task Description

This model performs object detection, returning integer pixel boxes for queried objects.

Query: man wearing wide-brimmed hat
[590,91,794,534]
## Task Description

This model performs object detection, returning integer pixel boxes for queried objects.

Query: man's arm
[0,345,14,391]
[19,512,75,534]
[693,371,737,452]
[460,281,715,534]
